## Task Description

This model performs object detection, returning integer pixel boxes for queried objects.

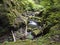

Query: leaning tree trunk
[25,25,28,36]
[11,30,16,42]
[24,17,28,37]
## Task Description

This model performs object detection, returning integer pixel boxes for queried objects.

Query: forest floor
[0,30,60,45]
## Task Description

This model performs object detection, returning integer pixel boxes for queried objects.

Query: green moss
[33,29,41,35]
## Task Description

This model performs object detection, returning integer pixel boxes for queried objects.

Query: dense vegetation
[0,0,60,45]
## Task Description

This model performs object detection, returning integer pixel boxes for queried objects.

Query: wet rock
[22,11,40,17]
[29,21,37,26]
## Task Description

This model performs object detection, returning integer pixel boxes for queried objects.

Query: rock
[29,21,37,26]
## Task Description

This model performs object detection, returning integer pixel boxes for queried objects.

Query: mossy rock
[33,29,41,35]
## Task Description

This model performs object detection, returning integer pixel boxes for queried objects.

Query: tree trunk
[11,30,16,42]
[25,25,28,36]
[24,17,28,37]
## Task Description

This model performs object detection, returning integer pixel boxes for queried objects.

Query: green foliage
[0,0,60,44]
[7,12,16,25]
[18,0,44,11]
